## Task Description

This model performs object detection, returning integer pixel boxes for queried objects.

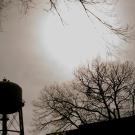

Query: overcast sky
[119,0,135,61]
[0,0,135,134]
[0,5,68,133]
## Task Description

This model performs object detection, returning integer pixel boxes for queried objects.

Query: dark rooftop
[47,115,135,135]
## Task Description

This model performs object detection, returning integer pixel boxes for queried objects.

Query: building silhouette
[47,115,135,135]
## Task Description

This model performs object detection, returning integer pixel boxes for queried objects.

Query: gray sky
[119,0,135,61]
[0,5,69,134]
[0,0,135,134]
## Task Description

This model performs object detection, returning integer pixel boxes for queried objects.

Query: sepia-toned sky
[119,0,135,61]
[0,0,134,134]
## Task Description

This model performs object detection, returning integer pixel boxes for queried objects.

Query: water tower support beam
[19,109,24,135]
[2,114,8,135]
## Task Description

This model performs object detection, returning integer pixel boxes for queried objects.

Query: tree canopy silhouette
[33,60,135,133]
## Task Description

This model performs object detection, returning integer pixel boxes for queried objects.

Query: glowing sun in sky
[43,2,117,73]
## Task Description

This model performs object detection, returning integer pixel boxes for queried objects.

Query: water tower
[0,79,24,135]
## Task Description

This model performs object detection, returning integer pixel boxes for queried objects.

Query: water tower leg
[2,114,8,135]
[19,109,24,135]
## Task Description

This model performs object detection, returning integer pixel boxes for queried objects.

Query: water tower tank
[0,79,24,114]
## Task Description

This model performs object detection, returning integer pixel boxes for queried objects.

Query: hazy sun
[43,2,116,73]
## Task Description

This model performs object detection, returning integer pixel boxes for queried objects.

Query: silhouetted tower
[0,79,24,135]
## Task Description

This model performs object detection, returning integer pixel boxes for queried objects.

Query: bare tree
[32,60,135,134]
[74,60,135,119]
[32,83,94,133]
